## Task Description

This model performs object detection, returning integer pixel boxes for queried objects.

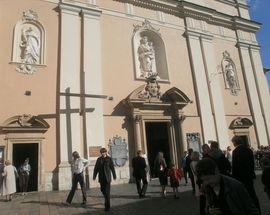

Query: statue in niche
[16,27,40,74]
[20,27,40,64]
[137,36,158,78]
[225,62,238,95]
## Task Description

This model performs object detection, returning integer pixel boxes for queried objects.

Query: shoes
[63,202,71,206]
[104,206,110,211]
[81,202,86,206]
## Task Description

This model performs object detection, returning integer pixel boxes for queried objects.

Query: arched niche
[11,9,46,75]
[133,20,169,81]
[221,51,240,96]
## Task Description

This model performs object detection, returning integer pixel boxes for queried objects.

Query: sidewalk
[0,175,269,215]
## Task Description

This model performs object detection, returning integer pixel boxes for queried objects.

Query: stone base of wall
[45,162,131,191]
[58,162,72,190]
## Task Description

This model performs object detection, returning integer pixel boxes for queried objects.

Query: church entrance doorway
[13,143,39,191]
[145,122,171,178]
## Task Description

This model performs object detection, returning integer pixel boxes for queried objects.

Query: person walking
[232,136,261,214]
[66,151,89,206]
[196,158,259,215]
[132,150,148,198]
[208,141,231,176]
[167,163,181,199]
[199,144,211,215]
[18,158,31,195]
[2,160,18,201]
[180,151,188,184]
[186,148,195,193]
[93,148,116,211]
[190,151,200,197]
[154,152,168,197]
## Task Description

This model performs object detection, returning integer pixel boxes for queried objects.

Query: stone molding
[115,0,260,33]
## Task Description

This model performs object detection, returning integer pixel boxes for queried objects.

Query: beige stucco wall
[0,0,267,190]
[0,0,59,172]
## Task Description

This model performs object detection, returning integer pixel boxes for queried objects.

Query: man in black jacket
[132,150,148,198]
[232,136,261,214]
[93,148,116,211]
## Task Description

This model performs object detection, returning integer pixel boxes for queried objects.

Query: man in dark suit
[93,148,116,211]
[232,136,261,214]
[132,150,148,198]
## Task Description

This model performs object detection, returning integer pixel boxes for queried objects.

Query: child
[167,163,182,199]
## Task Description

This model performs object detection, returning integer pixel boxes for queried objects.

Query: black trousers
[135,176,148,196]
[199,194,206,215]
[242,180,261,215]
[188,170,195,192]
[183,168,188,183]
[66,173,87,203]
[100,181,111,209]
[19,173,29,192]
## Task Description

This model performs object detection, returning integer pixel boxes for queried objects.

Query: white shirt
[73,158,90,174]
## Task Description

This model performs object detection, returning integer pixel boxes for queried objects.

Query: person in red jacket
[167,163,182,199]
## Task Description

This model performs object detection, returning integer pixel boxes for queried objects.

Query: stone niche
[133,20,169,81]
[11,9,46,74]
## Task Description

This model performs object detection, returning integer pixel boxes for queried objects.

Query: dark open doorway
[145,122,171,178]
[13,143,39,191]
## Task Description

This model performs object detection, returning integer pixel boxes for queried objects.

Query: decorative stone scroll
[108,135,128,167]
[133,20,169,80]
[222,51,240,96]
[11,9,45,75]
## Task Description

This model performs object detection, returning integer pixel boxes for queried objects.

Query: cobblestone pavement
[0,174,269,215]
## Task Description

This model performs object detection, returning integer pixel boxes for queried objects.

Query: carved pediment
[1,114,49,133]
[229,117,253,129]
[162,87,191,104]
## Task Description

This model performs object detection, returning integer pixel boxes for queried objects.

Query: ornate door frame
[0,114,49,191]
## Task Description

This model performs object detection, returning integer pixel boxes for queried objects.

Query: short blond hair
[5,160,11,165]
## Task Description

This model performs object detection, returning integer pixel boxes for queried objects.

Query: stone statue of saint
[138,36,156,77]
[225,63,238,94]
[20,27,40,64]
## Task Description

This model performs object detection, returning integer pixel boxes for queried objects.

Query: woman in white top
[2,160,17,201]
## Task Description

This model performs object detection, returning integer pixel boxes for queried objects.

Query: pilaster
[59,3,82,190]
[237,42,268,146]
[81,7,105,161]
[249,45,270,145]
[200,34,230,150]
[185,30,217,143]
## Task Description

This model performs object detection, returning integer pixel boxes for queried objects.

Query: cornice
[114,0,261,33]
[59,1,101,16]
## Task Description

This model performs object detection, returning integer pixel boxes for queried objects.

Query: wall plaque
[108,135,128,167]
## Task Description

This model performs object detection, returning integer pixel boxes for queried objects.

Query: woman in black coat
[154,152,167,197]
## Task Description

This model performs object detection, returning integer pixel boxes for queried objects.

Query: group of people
[1,137,268,214]
[132,150,182,199]
[65,148,116,212]
[66,136,270,214]
[0,158,31,201]
[181,136,268,215]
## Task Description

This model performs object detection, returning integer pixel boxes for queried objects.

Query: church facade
[0,0,270,191]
